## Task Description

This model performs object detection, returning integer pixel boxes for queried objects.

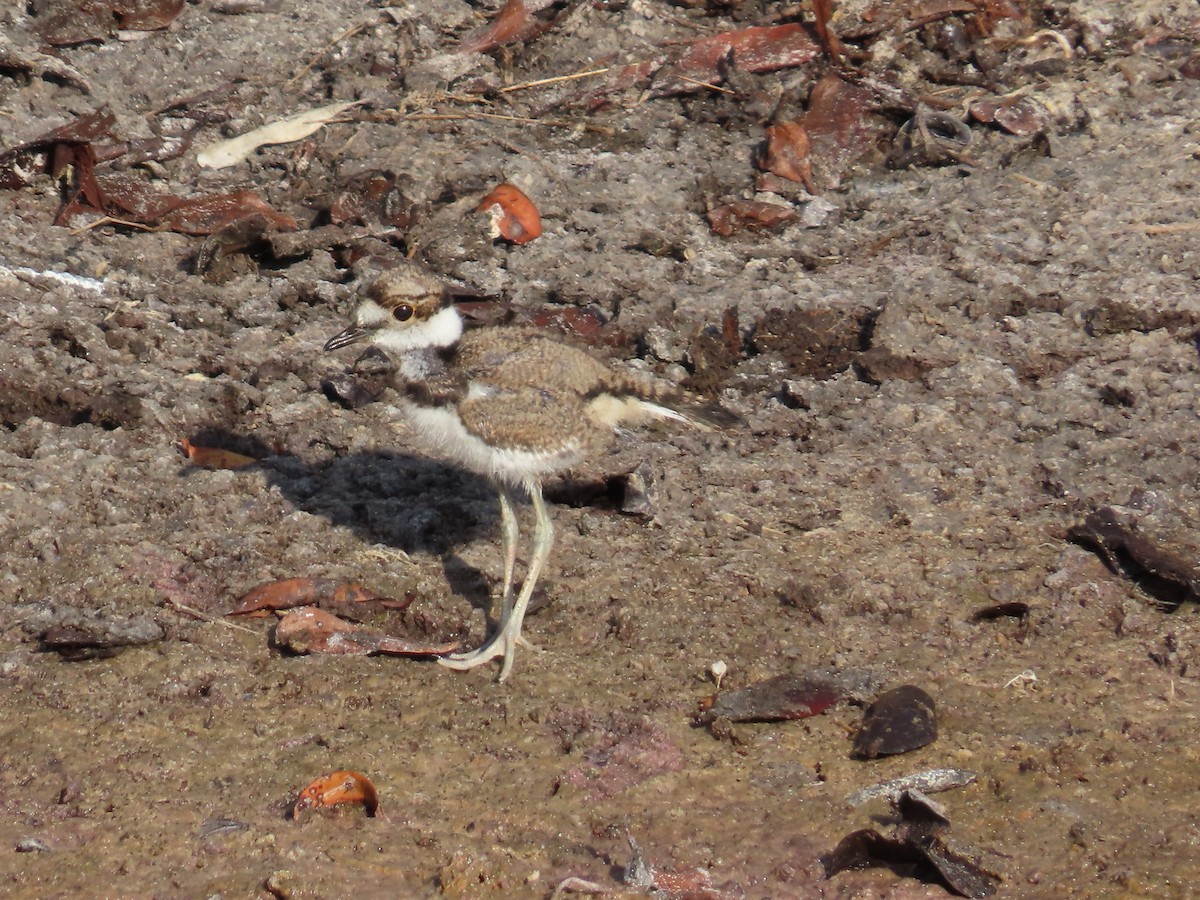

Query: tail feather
[649,395,740,431]
[597,370,739,432]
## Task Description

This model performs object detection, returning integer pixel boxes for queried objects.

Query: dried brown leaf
[760,120,816,192]
[159,190,300,235]
[707,200,797,237]
[652,24,821,97]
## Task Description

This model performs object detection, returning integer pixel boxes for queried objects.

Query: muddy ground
[2,1,1200,897]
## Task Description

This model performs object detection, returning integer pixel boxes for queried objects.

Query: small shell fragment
[292,770,379,819]
[477,183,542,244]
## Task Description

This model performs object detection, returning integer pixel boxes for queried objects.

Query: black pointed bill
[324,326,369,351]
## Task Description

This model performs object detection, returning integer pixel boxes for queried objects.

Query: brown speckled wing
[458,330,616,397]
[456,387,597,455]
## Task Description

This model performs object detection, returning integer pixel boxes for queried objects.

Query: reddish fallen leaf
[477,183,542,244]
[707,200,797,237]
[115,0,186,31]
[1,110,297,234]
[760,120,816,193]
[799,72,884,191]
[292,770,379,819]
[969,96,1050,136]
[229,578,410,616]
[39,0,186,47]
[651,24,821,97]
[158,190,300,235]
[274,606,461,656]
[177,438,258,470]
[93,173,182,222]
[457,0,552,54]
[968,0,1028,34]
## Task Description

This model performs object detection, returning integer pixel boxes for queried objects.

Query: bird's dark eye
[393,304,414,322]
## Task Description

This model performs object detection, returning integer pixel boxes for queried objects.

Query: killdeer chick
[325,266,735,682]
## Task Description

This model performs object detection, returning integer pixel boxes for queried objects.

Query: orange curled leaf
[457,0,551,54]
[477,183,542,245]
[760,120,816,193]
[292,770,379,819]
[177,438,257,470]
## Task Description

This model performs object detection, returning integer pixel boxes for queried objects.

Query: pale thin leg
[440,482,553,681]
[498,487,538,653]
[496,485,519,618]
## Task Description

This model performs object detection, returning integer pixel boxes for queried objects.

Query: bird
[324,265,735,682]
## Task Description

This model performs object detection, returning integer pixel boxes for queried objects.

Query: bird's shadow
[261,446,501,614]
[187,427,628,618]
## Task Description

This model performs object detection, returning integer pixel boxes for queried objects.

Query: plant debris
[827,790,1001,897]
[36,0,187,47]
[971,600,1031,622]
[707,199,798,237]
[19,604,165,660]
[1068,507,1200,608]
[845,768,978,806]
[624,835,738,900]
[291,770,379,819]
[456,0,562,55]
[196,101,360,169]
[650,24,822,97]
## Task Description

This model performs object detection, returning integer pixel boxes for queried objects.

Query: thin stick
[1010,174,1051,191]
[70,216,157,235]
[165,598,261,636]
[500,67,612,93]
[403,112,614,135]
[670,73,736,94]
[1099,221,1200,236]
[1141,221,1200,235]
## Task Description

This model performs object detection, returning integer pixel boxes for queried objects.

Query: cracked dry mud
[2,1,1200,897]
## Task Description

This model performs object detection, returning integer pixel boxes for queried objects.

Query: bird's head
[324,267,463,354]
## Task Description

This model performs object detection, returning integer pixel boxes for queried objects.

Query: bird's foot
[440,627,532,682]
[517,634,540,653]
